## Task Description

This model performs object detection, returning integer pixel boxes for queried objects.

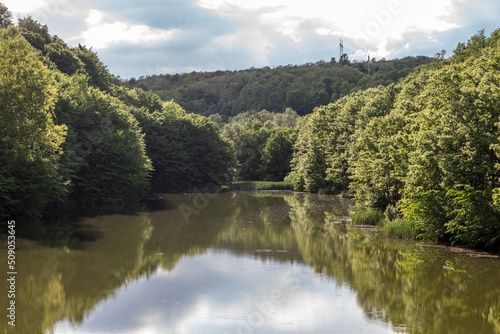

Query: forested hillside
[287,29,500,251]
[126,56,432,117]
[0,4,233,229]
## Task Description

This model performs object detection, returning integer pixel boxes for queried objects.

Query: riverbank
[346,214,500,259]
[227,181,294,191]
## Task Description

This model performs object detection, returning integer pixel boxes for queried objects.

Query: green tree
[222,109,300,181]
[0,27,67,221]
[226,120,271,181]
[18,16,51,52]
[131,98,234,192]
[349,112,404,209]
[45,38,84,75]
[0,2,12,29]
[287,110,332,192]
[259,129,298,181]
[74,44,112,91]
[126,57,431,118]
[398,30,500,248]
[54,74,152,209]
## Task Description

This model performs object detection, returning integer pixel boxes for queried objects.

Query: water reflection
[1,192,499,334]
[58,249,397,334]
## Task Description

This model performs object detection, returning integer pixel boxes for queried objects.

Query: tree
[54,74,152,209]
[129,96,234,192]
[0,2,12,29]
[349,111,405,209]
[45,39,84,75]
[0,27,67,221]
[259,129,298,181]
[74,44,112,91]
[287,110,332,192]
[339,53,350,65]
[400,33,500,247]
[18,16,51,52]
[230,120,271,181]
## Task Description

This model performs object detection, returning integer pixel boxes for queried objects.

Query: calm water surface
[2,192,500,334]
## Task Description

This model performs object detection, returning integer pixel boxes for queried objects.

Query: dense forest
[286,29,500,251]
[127,55,432,117]
[0,4,233,230]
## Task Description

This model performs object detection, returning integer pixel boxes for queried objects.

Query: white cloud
[196,0,462,63]
[70,9,176,49]
[2,0,46,14]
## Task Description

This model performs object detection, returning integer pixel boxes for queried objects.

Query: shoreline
[349,221,500,259]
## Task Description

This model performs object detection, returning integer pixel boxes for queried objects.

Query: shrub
[350,207,383,225]
[379,218,419,239]
[229,181,294,191]
[384,204,400,221]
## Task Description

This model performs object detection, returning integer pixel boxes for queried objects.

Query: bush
[379,218,419,239]
[229,181,294,191]
[384,204,400,221]
[350,207,383,225]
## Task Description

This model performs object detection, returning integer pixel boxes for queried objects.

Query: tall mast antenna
[367,55,371,75]
[339,39,344,61]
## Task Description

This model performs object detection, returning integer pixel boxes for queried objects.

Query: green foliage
[289,28,500,250]
[74,44,112,91]
[228,181,294,191]
[350,207,383,225]
[384,204,400,221]
[16,15,113,92]
[399,30,500,247]
[128,95,234,192]
[259,129,297,181]
[18,16,51,52]
[230,120,270,180]
[126,57,432,117]
[0,27,67,220]
[288,85,397,194]
[222,109,300,181]
[0,2,12,29]
[446,185,500,249]
[286,110,332,192]
[399,190,448,241]
[452,29,488,63]
[0,3,236,231]
[378,218,419,239]
[45,38,84,75]
[54,74,152,209]
[349,105,404,209]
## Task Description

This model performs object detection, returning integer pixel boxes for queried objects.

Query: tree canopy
[0,27,67,222]
[287,29,500,250]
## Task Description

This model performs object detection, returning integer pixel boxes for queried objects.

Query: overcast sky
[3,0,499,78]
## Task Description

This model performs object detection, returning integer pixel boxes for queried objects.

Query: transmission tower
[367,55,371,75]
[339,39,344,61]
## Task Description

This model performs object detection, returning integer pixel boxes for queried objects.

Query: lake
[2,191,500,334]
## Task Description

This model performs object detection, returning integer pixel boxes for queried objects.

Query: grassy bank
[228,181,295,191]
[378,218,419,240]
[350,207,383,225]
[350,206,419,240]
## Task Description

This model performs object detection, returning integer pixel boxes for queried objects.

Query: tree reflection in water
[2,192,499,334]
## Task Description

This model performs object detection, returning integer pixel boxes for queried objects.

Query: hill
[125,56,432,117]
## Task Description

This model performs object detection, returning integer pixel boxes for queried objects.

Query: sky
[3,0,499,79]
